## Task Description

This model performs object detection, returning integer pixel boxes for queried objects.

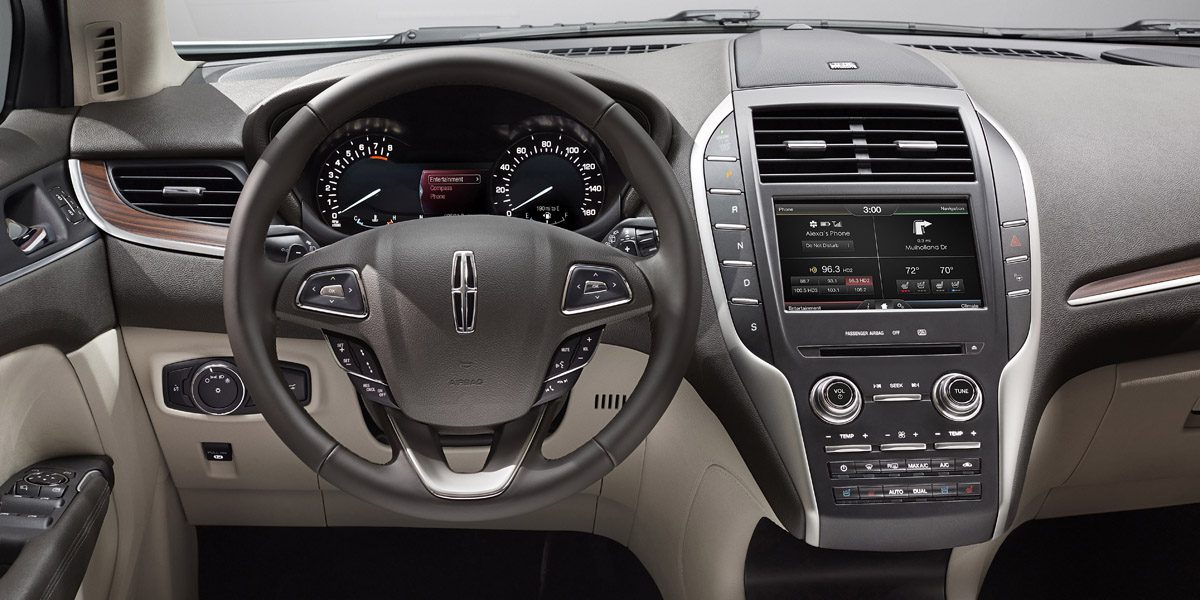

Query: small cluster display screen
[774,201,984,310]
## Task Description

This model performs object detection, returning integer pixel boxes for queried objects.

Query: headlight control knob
[932,373,982,421]
[809,375,862,425]
[189,361,246,416]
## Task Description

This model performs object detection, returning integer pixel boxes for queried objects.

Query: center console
[693,85,1036,551]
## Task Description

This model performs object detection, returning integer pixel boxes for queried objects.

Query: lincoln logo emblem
[451,251,477,333]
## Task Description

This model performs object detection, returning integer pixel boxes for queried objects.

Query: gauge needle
[508,186,554,213]
[337,188,382,215]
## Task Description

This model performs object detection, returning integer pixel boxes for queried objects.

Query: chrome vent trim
[752,105,975,183]
[109,162,245,224]
[906,44,1094,61]
[534,43,683,57]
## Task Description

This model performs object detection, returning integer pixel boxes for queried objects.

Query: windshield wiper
[1012,19,1200,42]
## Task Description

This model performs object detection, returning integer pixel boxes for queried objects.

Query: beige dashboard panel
[1036,350,1200,518]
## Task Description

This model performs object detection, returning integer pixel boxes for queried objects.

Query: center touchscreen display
[774,201,984,311]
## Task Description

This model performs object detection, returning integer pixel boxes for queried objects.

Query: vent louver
[86,22,122,95]
[906,44,1094,61]
[110,163,244,224]
[534,44,682,57]
[594,394,626,410]
[752,106,975,183]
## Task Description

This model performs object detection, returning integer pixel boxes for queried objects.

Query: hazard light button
[1001,225,1030,260]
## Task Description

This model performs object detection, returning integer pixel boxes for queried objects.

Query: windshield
[165,0,1200,41]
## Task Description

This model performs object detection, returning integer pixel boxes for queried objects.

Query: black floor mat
[198,526,661,600]
[981,503,1200,599]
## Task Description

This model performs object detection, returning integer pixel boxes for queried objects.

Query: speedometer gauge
[489,133,604,229]
[316,129,417,232]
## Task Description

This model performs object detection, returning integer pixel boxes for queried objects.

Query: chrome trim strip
[713,223,748,231]
[708,187,744,195]
[0,233,100,288]
[1000,219,1027,228]
[68,159,226,258]
[872,393,923,402]
[75,470,103,493]
[721,259,754,267]
[1005,255,1029,264]
[880,443,927,452]
[1067,273,1200,306]
[295,267,369,319]
[729,297,761,306]
[691,95,822,544]
[825,444,872,454]
[934,441,982,451]
[705,155,738,162]
[976,109,1043,539]
[1006,289,1030,298]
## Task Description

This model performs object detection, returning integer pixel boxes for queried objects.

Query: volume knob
[809,375,862,425]
[932,373,982,421]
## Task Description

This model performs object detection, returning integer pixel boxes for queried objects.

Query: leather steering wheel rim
[224,48,701,521]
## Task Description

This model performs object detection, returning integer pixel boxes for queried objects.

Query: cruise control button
[562,266,632,314]
[298,269,367,318]
[704,159,743,192]
[707,193,749,228]
[326,335,360,373]
[347,340,382,380]
[349,374,393,407]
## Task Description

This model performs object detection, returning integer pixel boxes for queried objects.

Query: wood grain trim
[78,160,228,250]
[1069,256,1200,305]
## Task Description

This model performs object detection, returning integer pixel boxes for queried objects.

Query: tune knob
[932,373,982,421]
[809,375,862,425]
[189,361,246,416]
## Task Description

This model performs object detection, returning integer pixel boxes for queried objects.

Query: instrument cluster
[301,87,623,236]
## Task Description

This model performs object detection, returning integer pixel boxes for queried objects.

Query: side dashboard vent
[594,394,627,410]
[906,44,1095,61]
[752,106,975,183]
[110,163,244,224]
[534,44,683,57]
[85,22,122,95]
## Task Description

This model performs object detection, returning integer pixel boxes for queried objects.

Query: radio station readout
[774,202,984,310]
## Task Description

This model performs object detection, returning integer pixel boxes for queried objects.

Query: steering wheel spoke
[384,406,551,500]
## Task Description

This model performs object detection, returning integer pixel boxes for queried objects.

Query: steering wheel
[224,48,701,521]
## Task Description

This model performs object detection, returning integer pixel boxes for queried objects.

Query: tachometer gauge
[316,129,418,232]
[490,133,604,229]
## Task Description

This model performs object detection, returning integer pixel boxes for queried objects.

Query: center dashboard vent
[534,43,683,57]
[905,44,1095,62]
[752,106,975,183]
[110,163,245,224]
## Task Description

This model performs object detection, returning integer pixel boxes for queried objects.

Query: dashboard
[293,87,627,238]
